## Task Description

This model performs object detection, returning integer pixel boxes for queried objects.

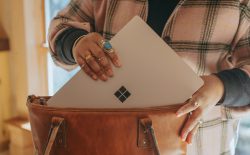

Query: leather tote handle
[140,118,161,155]
[44,117,65,155]
[42,117,159,155]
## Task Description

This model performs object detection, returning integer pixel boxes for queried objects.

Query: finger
[90,33,122,67]
[81,51,108,81]
[89,42,113,77]
[176,97,200,117]
[105,48,122,67]
[180,109,202,141]
[76,56,98,80]
[186,122,200,144]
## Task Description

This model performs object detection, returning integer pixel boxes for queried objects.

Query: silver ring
[193,101,199,107]
[189,97,199,107]
[188,112,192,118]
[98,39,114,53]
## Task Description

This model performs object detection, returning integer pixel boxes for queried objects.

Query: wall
[0,52,11,146]
[0,0,48,116]
[3,0,29,117]
[0,0,48,145]
[0,0,12,145]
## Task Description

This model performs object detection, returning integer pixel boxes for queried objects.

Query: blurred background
[0,0,249,155]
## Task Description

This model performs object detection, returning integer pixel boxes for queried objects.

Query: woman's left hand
[176,75,225,144]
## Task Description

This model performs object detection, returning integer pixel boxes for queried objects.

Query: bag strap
[140,118,161,155]
[44,117,65,155]
[43,117,159,155]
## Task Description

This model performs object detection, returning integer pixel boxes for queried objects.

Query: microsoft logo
[114,86,131,103]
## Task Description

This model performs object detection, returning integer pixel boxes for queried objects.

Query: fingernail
[176,111,182,117]
[176,112,180,117]
[107,69,113,77]
[92,75,98,80]
[115,60,122,67]
[181,133,187,141]
[102,74,108,80]
[181,136,185,141]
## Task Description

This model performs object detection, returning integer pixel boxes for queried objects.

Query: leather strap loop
[44,117,65,155]
[140,118,161,155]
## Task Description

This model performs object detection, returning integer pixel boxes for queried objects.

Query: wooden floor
[0,151,8,155]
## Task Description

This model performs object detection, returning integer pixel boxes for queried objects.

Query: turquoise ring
[99,40,114,53]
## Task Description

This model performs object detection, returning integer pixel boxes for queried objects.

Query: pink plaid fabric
[48,0,250,154]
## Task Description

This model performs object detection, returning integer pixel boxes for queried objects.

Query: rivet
[39,98,46,105]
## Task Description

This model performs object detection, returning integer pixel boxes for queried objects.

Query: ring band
[193,101,199,107]
[189,97,199,107]
[85,54,93,61]
[81,63,86,68]
[188,112,192,118]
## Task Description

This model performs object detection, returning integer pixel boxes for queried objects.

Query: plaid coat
[48,0,250,154]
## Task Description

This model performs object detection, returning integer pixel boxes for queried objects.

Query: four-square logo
[114,86,131,103]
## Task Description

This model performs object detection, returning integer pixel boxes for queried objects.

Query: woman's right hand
[72,32,122,81]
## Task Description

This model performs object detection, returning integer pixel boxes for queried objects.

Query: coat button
[164,36,172,43]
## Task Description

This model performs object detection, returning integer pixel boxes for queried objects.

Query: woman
[48,0,250,154]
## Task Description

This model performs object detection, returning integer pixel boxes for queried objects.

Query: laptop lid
[47,16,204,108]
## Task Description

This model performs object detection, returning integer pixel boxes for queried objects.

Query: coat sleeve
[217,1,250,107]
[232,1,250,74]
[48,0,95,70]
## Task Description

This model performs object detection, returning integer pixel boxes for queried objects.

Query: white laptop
[47,16,204,108]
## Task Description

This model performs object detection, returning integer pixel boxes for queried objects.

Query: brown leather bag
[27,95,187,155]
